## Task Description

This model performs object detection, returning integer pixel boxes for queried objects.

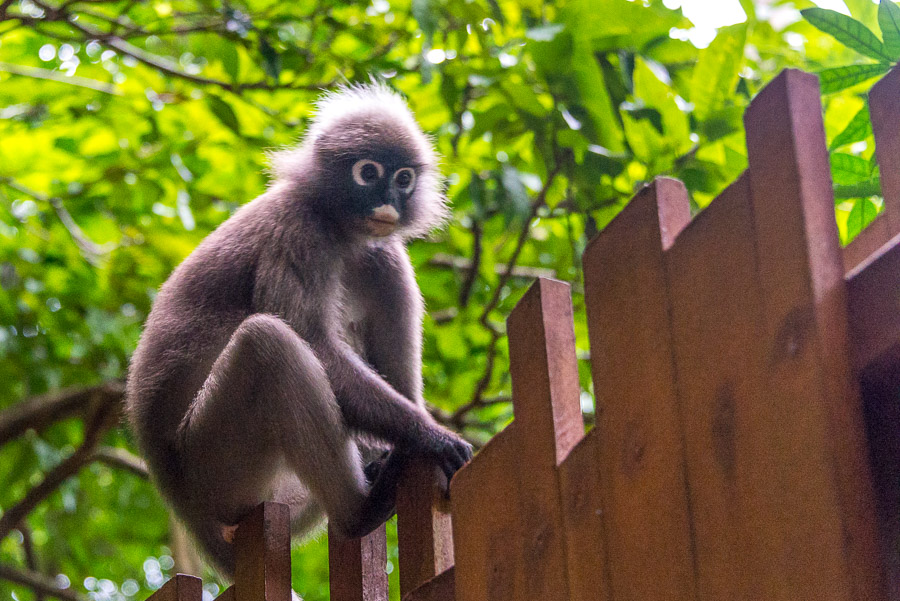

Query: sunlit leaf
[817,63,890,93]
[830,104,872,149]
[801,8,894,62]
[689,23,747,121]
[878,0,900,58]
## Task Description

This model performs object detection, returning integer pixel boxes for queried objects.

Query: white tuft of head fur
[307,83,425,148]
[268,83,448,239]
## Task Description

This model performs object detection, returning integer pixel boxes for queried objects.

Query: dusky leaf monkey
[125,84,473,576]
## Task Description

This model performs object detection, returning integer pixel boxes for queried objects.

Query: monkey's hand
[415,423,473,485]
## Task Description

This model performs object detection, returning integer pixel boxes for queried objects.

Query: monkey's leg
[177,314,383,565]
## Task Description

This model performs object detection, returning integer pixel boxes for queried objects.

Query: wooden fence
[146,66,900,601]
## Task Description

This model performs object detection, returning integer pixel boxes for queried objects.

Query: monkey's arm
[353,243,424,405]
[313,339,470,480]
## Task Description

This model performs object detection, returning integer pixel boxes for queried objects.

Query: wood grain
[745,68,884,599]
[582,177,695,601]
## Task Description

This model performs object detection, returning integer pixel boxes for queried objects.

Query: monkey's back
[125,197,271,489]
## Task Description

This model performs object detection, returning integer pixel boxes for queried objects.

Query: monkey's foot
[343,448,411,539]
[363,449,391,484]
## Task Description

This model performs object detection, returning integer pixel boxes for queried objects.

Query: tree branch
[0,395,120,542]
[0,178,116,265]
[93,446,148,479]
[0,564,86,601]
[19,524,46,601]
[0,61,121,94]
[0,382,124,447]
[13,2,326,92]
[429,252,556,281]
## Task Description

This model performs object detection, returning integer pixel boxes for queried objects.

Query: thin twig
[0,396,120,542]
[93,446,148,479]
[0,382,124,447]
[19,524,46,601]
[430,252,556,281]
[0,61,120,94]
[0,564,86,601]
[457,220,482,308]
[0,178,116,264]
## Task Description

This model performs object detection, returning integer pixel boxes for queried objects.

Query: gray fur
[125,84,471,577]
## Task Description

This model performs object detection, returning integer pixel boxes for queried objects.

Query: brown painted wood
[860,372,900,601]
[556,429,609,601]
[847,231,900,375]
[397,458,453,598]
[328,524,388,601]
[870,64,900,230]
[744,68,884,599]
[847,233,900,601]
[148,575,203,601]
[843,214,892,273]
[582,177,694,601]
[451,424,520,601]
[843,64,900,273]
[401,567,455,601]
[234,503,292,601]
[666,173,772,598]
[504,278,582,601]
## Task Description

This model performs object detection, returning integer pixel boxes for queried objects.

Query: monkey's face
[344,156,418,238]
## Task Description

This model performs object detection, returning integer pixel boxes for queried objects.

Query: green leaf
[801,8,894,62]
[830,152,872,184]
[834,179,882,199]
[259,37,281,80]
[830,104,872,149]
[846,197,880,239]
[207,95,241,134]
[500,166,530,220]
[878,0,900,58]
[817,63,890,93]
[220,42,240,81]
[412,0,437,42]
[689,23,747,121]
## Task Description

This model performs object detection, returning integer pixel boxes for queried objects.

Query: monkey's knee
[227,314,330,390]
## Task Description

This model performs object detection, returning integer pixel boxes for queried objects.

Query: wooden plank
[505,278,582,601]
[328,524,388,601]
[556,429,609,601]
[582,177,695,601]
[870,64,900,229]
[843,64,900,272]
[148,575,203,601]
[401,568,455,601]
[847,231,900,374]
[234,503,291,601]
[843,214,892,274]
[397,458,453,598]
[847,233,900,601]
[666,173,772,598]
[451,424,520,601]
[860,373,900,601]
[744,68,884,599]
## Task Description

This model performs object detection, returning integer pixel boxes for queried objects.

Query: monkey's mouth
[366,205,399,237]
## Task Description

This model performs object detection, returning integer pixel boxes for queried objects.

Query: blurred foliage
[0,0,895,599]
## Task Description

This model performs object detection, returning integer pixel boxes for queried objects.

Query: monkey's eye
[393,168,416,191]
[352,160,384,186]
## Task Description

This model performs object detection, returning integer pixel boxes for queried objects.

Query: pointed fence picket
[144,64,900,601]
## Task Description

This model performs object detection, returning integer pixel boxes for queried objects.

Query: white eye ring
[352,160,384,186]
[393,168,416,191]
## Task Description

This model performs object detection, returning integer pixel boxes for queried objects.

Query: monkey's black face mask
[343,155,418,238]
